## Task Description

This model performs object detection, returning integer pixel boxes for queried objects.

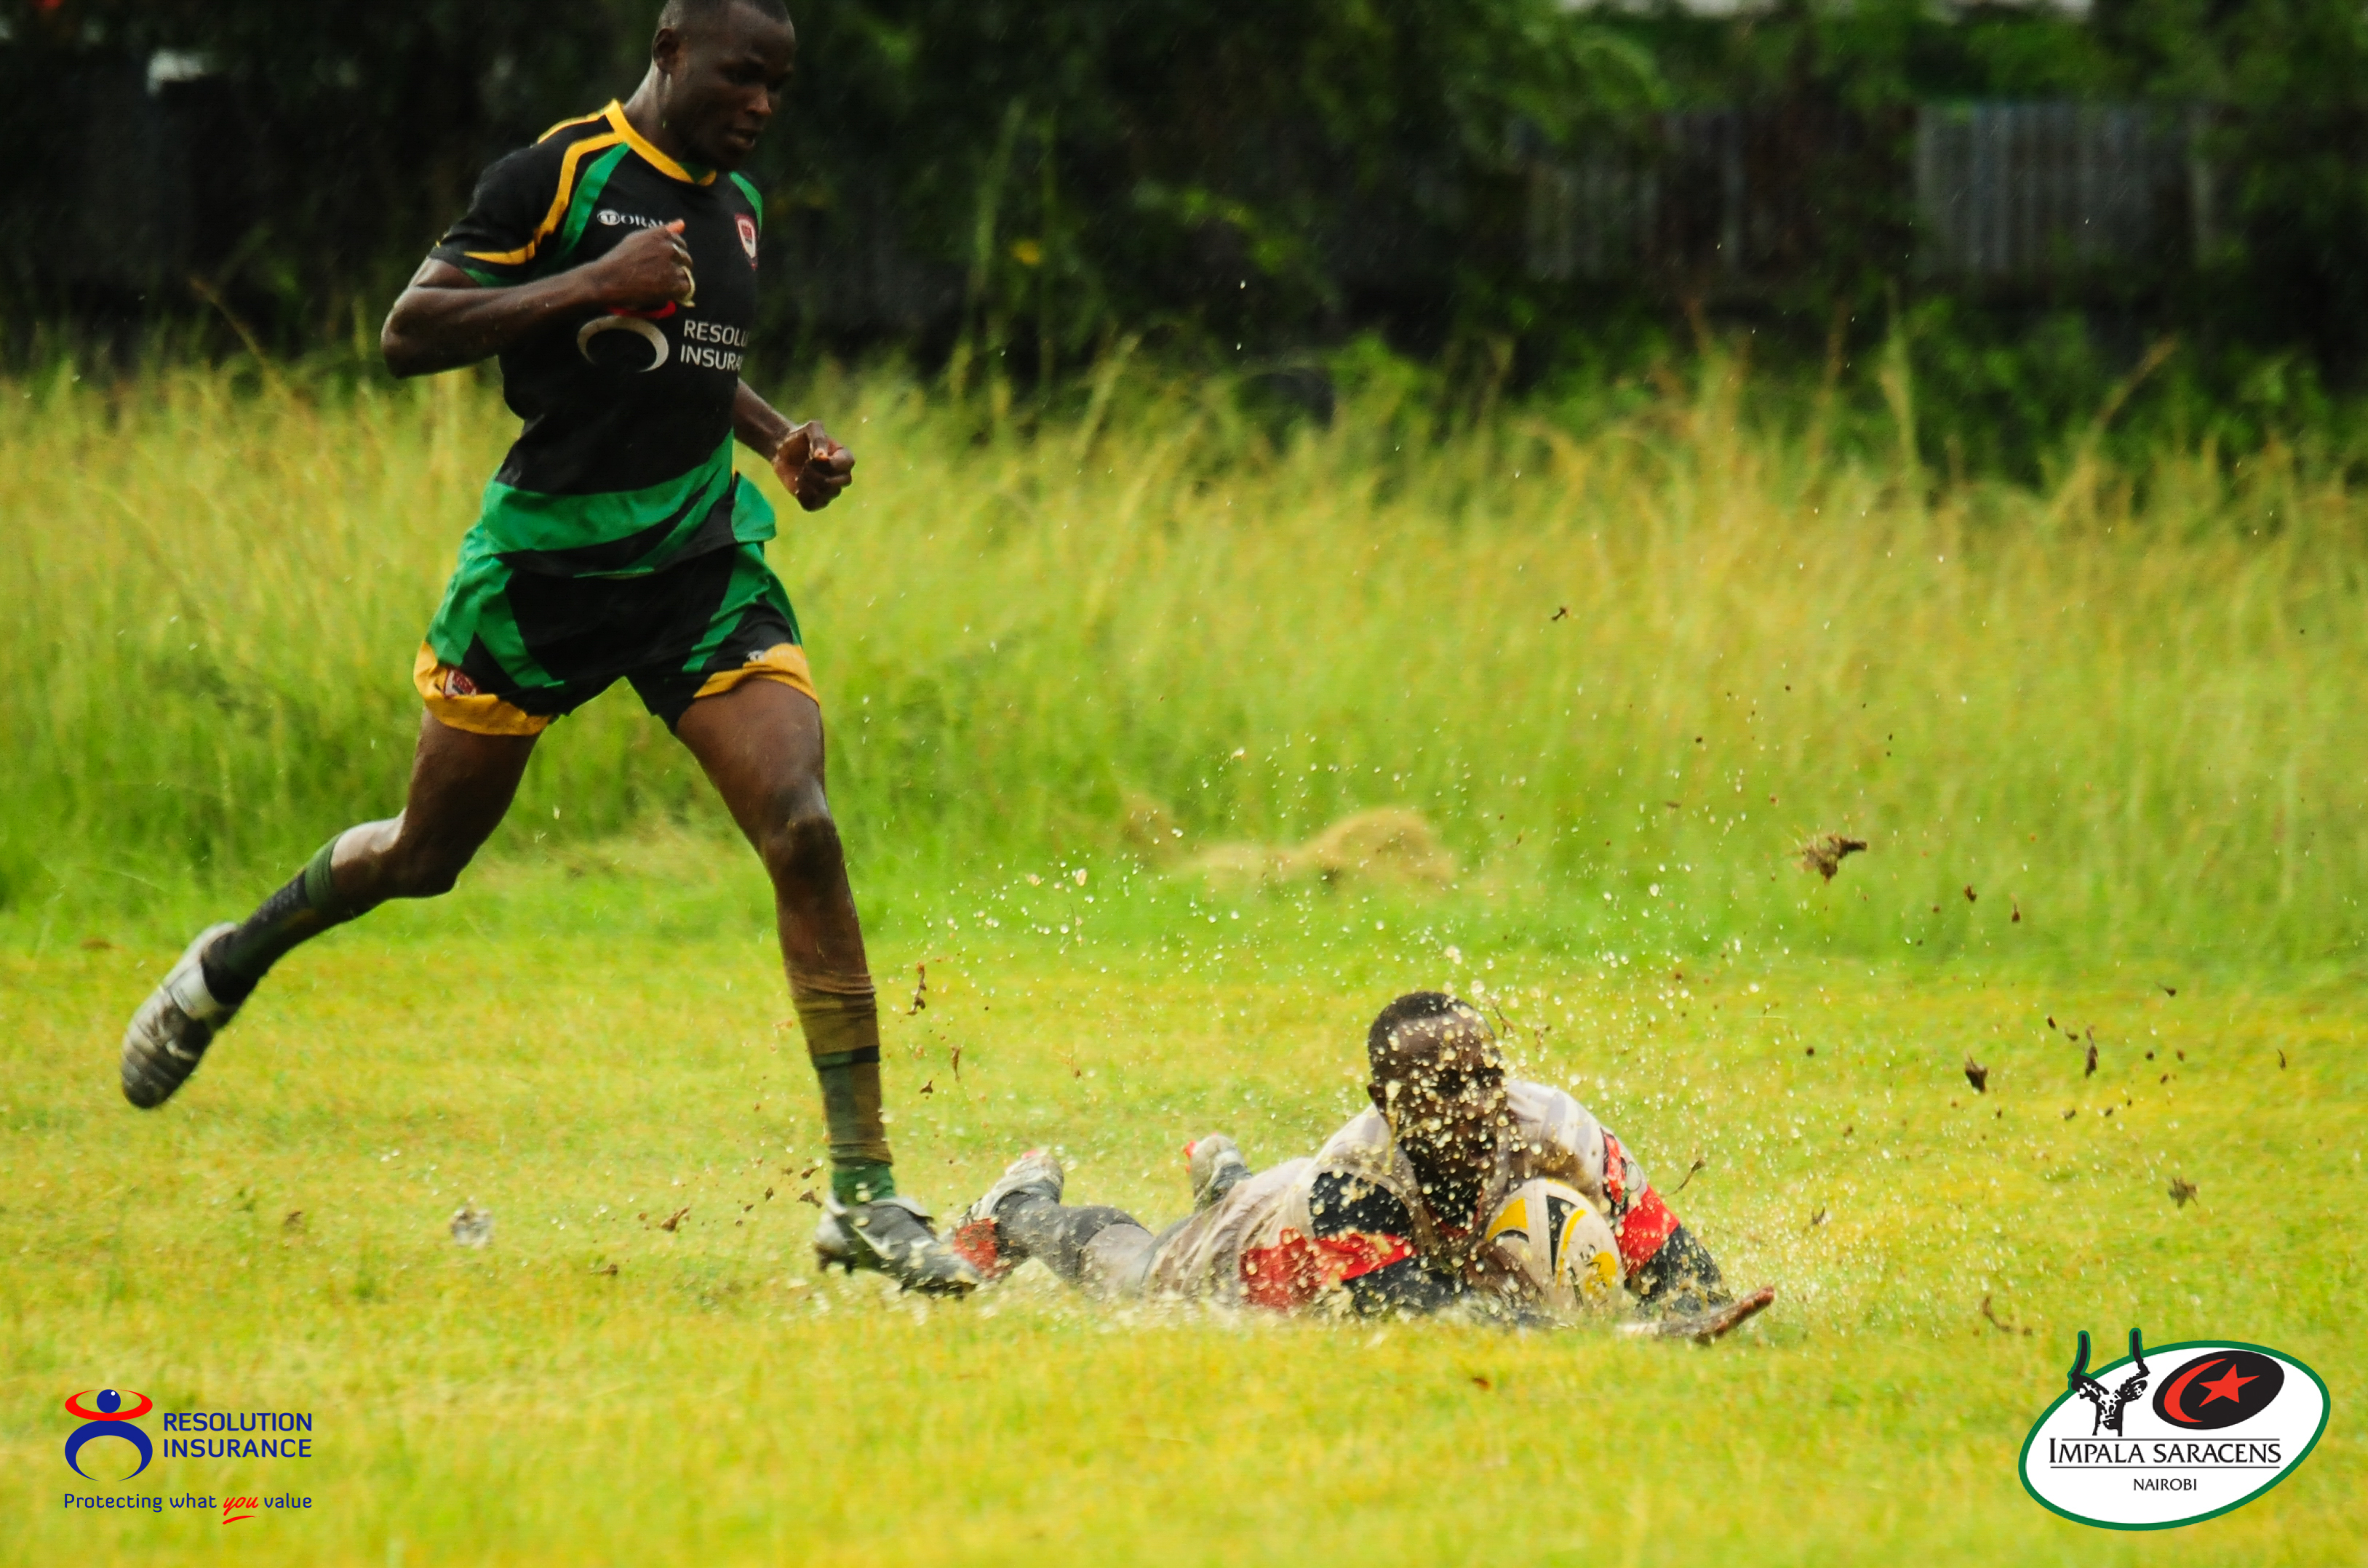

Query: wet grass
[2,851,2361,1566]
[4,353,2366,964]
[2,352,2362,1561]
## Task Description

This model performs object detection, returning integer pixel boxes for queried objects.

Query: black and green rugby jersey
[426,101,773,578]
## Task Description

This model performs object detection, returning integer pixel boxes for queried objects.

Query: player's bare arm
[733,382,856,511]
[383,238,854,509]
[383,1,790,380]
[378,225,695,377]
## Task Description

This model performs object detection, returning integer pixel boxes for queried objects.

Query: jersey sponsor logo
[2019,1330,2328,1530]
[574,302,744,373]
[736,213,758,265]
[596,209,664,231]
[678,317,746,373]
[577,311,670,372]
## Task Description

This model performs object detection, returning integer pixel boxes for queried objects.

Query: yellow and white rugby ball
[1483,1178,1621,1318]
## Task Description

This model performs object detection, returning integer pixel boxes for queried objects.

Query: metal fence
[15,60,2220,320]
[1527,101,2209,290]
[0,54,250,302]
[1913,103,2198,279]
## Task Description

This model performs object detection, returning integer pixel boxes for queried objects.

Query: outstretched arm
[379,221,695,378]
[733,382,856,512]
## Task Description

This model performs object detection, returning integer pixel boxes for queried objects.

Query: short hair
[1366,991,1493,1071]
[658,0,791,30]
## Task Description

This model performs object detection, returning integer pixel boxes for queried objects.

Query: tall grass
[3,352,2362,962]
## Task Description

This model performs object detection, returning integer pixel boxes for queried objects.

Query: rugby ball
[1482,1178,1621,1319]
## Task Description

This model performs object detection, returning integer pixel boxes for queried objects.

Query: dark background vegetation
[5,0,2368,468]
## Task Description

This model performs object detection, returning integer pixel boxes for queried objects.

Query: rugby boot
[1185,1133,1251,1210]
[948,1149,1064,1281]
[119,924,240,1108]
[813,1193,981,1295]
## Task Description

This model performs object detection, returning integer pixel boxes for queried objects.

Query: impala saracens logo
[2020,1330,2329,1530]
[736,212,758,265]
[64,1389,154,1480]
[2155,1348,2285,1431]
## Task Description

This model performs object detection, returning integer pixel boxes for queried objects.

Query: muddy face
[1368,1009,1508,1201]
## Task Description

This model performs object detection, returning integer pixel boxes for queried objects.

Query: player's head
[1365,992,1507,1176]
[647,0,797,172]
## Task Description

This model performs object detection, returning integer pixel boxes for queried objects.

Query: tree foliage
[6,0,2368,372]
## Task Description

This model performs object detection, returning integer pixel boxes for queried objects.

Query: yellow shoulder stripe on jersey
[464,106,628,268]
[536,107,609,143]
[605,100,716,186]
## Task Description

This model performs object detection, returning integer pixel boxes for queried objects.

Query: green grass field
[2,357,2361,1563]
[5,866,2361,1564]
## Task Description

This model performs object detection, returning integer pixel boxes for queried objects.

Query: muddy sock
[994,1196,1145,1286]
[201,836,359,1007]
[792,976,895,1204]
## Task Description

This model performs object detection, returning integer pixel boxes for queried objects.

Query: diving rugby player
[118,0,978,1293]
[951,993,1773,1334]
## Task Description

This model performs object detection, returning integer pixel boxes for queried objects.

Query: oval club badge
[2020,1329,2329,1530]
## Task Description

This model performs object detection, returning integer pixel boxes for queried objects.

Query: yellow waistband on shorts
[413,644,555,736]
[692,642,819,708]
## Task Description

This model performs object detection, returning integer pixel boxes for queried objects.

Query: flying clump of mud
[1798,833,1868,882]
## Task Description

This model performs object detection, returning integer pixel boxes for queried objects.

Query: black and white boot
[119,924,240,1108]
[814,1193,981,1295]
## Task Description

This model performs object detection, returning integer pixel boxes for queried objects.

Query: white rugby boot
[1185,1133,1251,1210]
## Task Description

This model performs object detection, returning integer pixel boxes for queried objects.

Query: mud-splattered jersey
[1143,1080,1683,1313]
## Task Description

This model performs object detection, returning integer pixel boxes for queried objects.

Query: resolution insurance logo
[63,1389,154,1480]
[2020,1329,2329,1529]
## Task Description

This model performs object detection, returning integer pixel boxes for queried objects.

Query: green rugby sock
[201,836,359,1005]
[792,978,896,1204]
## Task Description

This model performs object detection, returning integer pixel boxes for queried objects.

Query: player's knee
[396,859,468,899]
[760,798,842,888]
[387,838,477,899]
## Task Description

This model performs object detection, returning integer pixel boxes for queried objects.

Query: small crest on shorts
[442,668,480,698]
[736,213,758,265]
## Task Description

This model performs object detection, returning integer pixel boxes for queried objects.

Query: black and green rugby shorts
[415,536,816,735]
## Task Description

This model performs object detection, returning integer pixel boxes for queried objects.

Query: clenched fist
[772,421,856,511]
[588,220,695,313]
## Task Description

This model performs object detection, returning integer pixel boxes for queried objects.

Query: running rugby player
[118,0,977,1293]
